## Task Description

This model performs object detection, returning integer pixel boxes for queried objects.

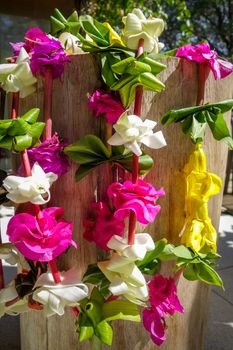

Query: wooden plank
[19,55,233,350]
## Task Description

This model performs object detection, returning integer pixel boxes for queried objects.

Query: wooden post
[19,55,233,350]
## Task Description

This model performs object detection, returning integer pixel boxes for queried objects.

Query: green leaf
[195,262,224,288]
[79,15,109,47]
[7,119,29,137]
[21,108,40,124]
[78,314,94,342]
[100,52,121,86]
[65,135,110,164]
[13,134,32,152]
[183,263,198,281]
[206,111,233,149]
[173,245,195,259]
[82,264,108,285]
[27,122,45,138]
[115,151,154,175]
[96,320,113,346]
[102,300,140,322]
[158,244,176,260]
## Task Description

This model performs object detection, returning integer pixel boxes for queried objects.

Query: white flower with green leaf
[0,48,37,98]
[122,8,164,53]
[58,32,83,54]
[108,113,166,156]
[3,162,57,205]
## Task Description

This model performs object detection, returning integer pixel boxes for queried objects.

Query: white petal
[141,130,166,149]
[107,132,125,146]
[125,141,142,156]
[132,8,146,20]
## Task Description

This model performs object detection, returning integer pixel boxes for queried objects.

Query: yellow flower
[180,144,222,252]
[103,22,126,47]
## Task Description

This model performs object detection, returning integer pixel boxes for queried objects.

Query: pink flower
[10,27,50,56]
[87,90,126,124]
[83,202,125,250]
[143,275,184,346]
[18,134,69,177]
[7,207,76,261]
[107,179,165,225]
[176,43,233,80]
[148,274,184,317]
[142,308,166,346]
[30,38,70,79]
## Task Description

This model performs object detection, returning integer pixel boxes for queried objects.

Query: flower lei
[0,7,232,349]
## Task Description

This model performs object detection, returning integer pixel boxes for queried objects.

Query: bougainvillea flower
[7,207,75,261]
[87,89,126,124]
[58,32,82,54]
[83,201,125,250]
[122,8,164,53]
[142,308,166,346]
[107,233,155,261]
[30,38,70,79]
[107,179,165,225]
[108,113,166,156]
[33,268,88,316]
[10,27,49,56]
[3,162,57,205]
[0,48,37,98]
[98,256,148,305]
[142,274,184,346]
[148,274,184,317]
[180,144,222,252]
[19,134,69,177]
[176,43,233,80]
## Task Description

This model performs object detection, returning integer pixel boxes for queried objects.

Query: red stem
[43,67,53,140]
[48,259,61,284]
[11,92,20,119]
[127,39,144,245]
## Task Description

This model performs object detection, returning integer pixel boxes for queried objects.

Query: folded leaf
[102,300,140,322]
[50,8,80,36]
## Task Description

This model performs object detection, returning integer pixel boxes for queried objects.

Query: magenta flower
[10,27,49,56]
[142,274,184,346]
[83,201,125,250]
[30,38,70,79]
[107,179,165,225]
[176,43,233,80]
[18,134,69,177]
[148,274,184,317]
[87,89,126,124]
[7,207,76,261]
[142,308,166,346]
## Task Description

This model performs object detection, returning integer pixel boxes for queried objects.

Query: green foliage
[161,100,233,148]
[76,287,140,346]
[0,108,44,152]
[50,8,80,36]
[64,134,154,181]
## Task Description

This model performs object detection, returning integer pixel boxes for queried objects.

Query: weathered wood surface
[19,55,233,350]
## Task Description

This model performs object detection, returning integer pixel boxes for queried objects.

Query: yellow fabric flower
[103,22,126,47]
[180,144,222,252]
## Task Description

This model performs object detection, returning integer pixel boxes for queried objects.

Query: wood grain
[19,55,233,350]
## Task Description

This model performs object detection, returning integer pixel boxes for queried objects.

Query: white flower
[3,162,57,205]
[107,233,155,260]
[58,32,82,54]
[0,282,29,318]
[33,268,89,317]
[108,113,166,156]
[98,233,155,305]
[0,48,37,98]
[0,244,30,272]
[122,8,164,53]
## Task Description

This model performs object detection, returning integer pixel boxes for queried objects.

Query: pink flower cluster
[143,275,184,346]
[88,89,126,124]
[107,179,165,225]
[7,207,76,262]
[176,42,233,80]
[19,134,69,177]
[83,201,125,250]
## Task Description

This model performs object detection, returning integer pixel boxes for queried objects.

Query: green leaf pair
[161,100,233,148]
[77,287,140,346]
[0,108,44,152]
[64,134,154,181]
[82,264,111,298]
[159,244,223,288]
[50,8,80,37]
[136,239,167,275]
[110,55,166,107]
